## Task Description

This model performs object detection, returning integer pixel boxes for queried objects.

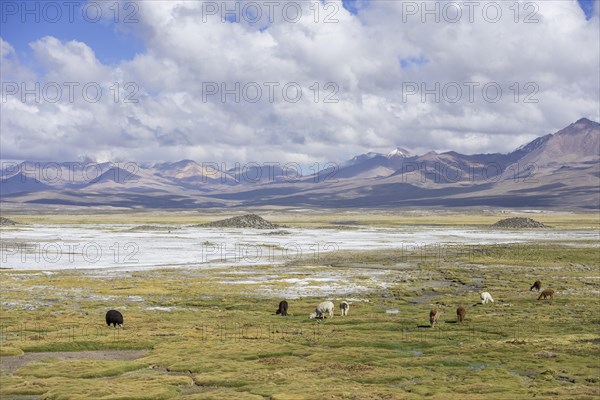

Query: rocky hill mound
[492,217,548,229]
[0,217,17,226]
[201,214,279,229]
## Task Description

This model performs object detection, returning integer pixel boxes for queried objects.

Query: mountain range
[1,118,599,210]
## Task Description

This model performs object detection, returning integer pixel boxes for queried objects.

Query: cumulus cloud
[0,38,14,58]
[1,0,598,164]
[30,36,110,83]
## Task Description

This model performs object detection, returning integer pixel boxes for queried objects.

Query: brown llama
[538,289,554,301]
[456,306,466,323]
[429,309,441,328]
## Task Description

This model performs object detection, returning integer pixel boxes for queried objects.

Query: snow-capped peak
[387,147,414,158]
[514,135,551,153]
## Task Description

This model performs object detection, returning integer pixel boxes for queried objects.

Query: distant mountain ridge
[1,118,598,209]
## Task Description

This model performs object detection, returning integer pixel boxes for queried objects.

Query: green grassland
[3,209,599,229]
[0,214,598,399]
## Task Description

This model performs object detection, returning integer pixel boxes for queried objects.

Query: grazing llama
[480,292,494,304]
[456,306,466,323]
[309,301,335,319]
[105,310,123,327]
[276,300,288,316]
[530,280,542,291]
[538,289,554,301]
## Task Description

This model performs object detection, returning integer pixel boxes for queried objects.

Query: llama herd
[275,279,555,329]
[529,280,555,300]
[426,280,555,328]
[104,280,554,329]
[276,300,351,319]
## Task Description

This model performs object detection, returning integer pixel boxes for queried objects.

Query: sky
[1,0,599,164]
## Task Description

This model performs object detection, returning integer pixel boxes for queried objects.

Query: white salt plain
[0,224,597,271]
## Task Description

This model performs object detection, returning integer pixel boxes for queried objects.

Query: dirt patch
[126,225,178,232]
[535,351,558,358]
[258,357,287,365]
[262,230,291,235]
[0,349,147,374]
[307,363,374,374]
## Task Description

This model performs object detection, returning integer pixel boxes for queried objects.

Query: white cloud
[0,37,14,58]
[30,36,110,82]
[1,0,599,164]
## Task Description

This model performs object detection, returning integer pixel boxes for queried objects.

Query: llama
[480,292,494,304]
[530,280,542,291]
[538,289,554,301]
[456,306,466,323]
[340,301,349,316]
[105,310,123,327]
[429,309,441,327]
[276,300,288,316]
[309,301,335,319]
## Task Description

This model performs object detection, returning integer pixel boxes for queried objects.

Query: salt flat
[1,224,597,271]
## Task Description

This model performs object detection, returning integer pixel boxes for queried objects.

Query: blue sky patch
[400,56,429,69]
[578,0,597,19]
[342,0,367,15]
[0,2,143,65]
